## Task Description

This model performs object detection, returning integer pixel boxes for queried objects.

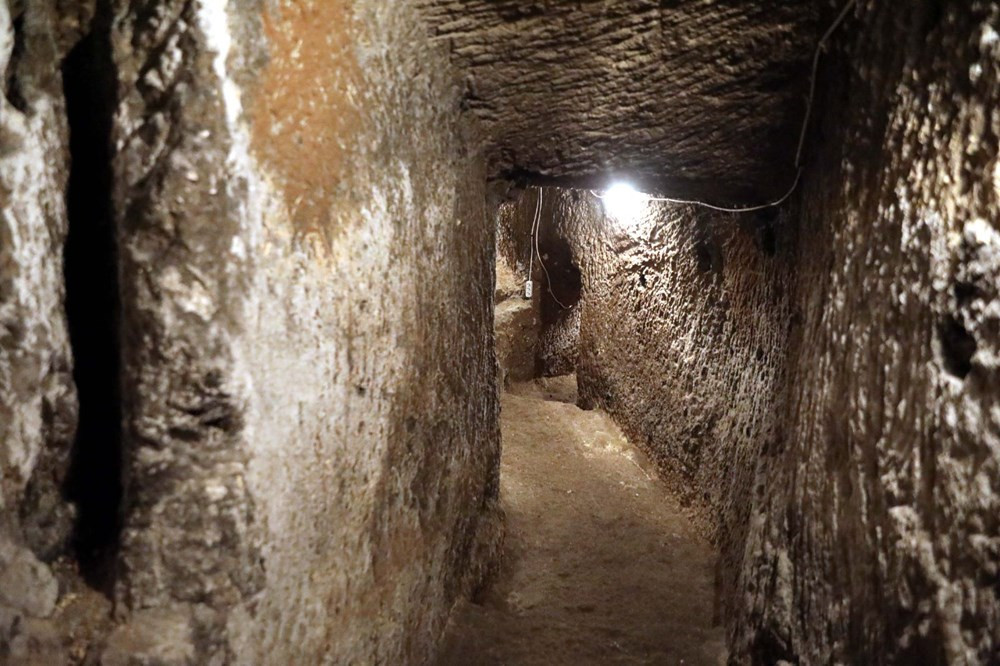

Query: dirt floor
[437,376,726,665]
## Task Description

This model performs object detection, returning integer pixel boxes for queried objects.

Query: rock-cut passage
[437,376,726,665]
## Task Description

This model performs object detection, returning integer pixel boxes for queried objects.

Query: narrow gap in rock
[61,2,122,594]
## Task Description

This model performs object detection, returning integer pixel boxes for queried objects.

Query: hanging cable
[532,189,574,310]
[527,187,541,280]
[590,0,857,214]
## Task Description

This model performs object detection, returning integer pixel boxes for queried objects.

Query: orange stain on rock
[250,0,363,244]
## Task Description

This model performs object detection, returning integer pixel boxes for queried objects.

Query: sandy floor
[437,376,726,665]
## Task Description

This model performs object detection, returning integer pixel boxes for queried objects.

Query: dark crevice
[749,627,798,666]
[3,7,29,112]
[538,236,582,318]
[694,234,724,275]
[61,1,122,594]
[953,281,980,307]
[937,315,976,380]
[695,240,713,273]
[741,208,779,257]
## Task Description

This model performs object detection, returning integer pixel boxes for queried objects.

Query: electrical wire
[591,168,803,213]
[591,0,857,214]
[796,0,858,169]
[522,0,859,299]
[529,189,573,310]
[527,187,540,280]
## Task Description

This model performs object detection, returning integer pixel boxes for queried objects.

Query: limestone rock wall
[108,0,500,662]
[533,191,583,378]
[109,2,267,635]
[494,293,540,387]
[734,2,1000,663]
[0,1,90,657]
[4,0,998,662]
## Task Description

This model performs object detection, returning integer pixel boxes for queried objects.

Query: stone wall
[734,2,1000,663]
[0,1,90,659]
[107,0,501,662]
[494,197,540,385]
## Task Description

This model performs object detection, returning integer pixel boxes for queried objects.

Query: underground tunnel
[1,1,999,664]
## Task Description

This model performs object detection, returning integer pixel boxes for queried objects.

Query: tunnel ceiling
[416,0,821,203]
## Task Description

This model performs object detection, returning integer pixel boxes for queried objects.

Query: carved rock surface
[416,0,819,202]
[108,0,502,662]
[0,7,89,658]
[497,190,583,378]
[101,606,197,666]
[0,0,82,542]
[3,0,1000,663]
[736,2,1000,662]
[0,537,59,618]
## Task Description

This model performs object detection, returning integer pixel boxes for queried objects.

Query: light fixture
[602,182,649,229]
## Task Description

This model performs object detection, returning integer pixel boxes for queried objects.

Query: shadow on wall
[60,2,122,593]
[535,193,582,377]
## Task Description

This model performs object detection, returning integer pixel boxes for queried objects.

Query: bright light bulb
[602,182,648,227]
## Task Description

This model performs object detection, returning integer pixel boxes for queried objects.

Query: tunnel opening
[439,184,731,663]
[445,172,812,664]
[60,3,122,593]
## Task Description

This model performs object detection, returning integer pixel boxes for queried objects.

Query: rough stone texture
[0,0,85,553]
[492,6,1000,662]
[735,2,1000,663]
[530,191,583,378]
[109,0,501,662]
[519,187,789,637]
[495,297,539,386]
[493,204,537,386]
[416,0,819,203]
[109,6,268,654]
[494,199,541,384]
[0,611,66,665]
[101,606,196,665]
[0,546,110,665]
[583,196,789,609]
[5,0,999,663]
[537,305,579,378]
[496,192,533,275]
[0,2,92,659]
[0,536,59,618]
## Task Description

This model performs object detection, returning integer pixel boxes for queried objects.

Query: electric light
[602,182,649,228]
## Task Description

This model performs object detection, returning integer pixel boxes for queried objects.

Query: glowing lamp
[602,182,649,228]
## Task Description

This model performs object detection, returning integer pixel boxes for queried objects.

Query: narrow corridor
[4,3,998,663]
[438,377,726,665]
